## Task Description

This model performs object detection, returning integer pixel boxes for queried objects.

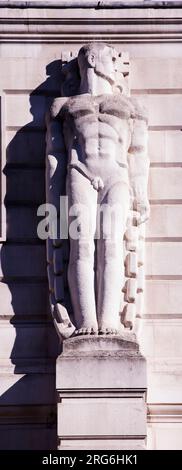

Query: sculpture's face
[78,44,117,83]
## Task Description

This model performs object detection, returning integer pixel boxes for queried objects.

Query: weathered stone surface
[62,333,139,353]
[57,335,146,390]
[57,336,147,449]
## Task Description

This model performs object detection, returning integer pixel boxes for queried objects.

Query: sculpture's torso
[60,94,135,180]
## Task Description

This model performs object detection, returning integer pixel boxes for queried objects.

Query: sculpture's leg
[67,168,98,334]
[97,181,130,334]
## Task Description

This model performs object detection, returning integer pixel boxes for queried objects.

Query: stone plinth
[56,335,147,450]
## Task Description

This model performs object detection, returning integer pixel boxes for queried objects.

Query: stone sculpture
[46,43,150,339]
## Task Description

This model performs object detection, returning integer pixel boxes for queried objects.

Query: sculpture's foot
[75,326,98,336]
[98,327,119,335]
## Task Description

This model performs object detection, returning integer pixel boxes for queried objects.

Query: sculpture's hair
[78,42,116,62]
[78,42,114,54]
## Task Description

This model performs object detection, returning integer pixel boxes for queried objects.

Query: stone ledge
[62,333,139,354]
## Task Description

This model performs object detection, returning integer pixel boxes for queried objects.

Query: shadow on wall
[0,60,63,450]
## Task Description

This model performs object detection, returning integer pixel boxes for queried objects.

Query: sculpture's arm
[45,98,68,210]
[45,100,67,314]
[45,99,76,339]
[128,103,150,225]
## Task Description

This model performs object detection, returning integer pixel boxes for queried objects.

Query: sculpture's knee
[69,240,94,265]
[78,240,94,260]
[103,240,119,259]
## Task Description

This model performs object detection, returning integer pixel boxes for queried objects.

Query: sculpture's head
[60,43,128,97]
[78,43,118,86]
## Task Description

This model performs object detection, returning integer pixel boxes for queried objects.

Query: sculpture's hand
[135,199,150,225]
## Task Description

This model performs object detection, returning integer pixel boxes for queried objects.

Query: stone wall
[0,2,182,449]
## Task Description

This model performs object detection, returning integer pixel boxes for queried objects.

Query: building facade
[0,0,182,450]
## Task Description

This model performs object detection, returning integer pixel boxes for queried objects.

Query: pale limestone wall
[0,3,181,449]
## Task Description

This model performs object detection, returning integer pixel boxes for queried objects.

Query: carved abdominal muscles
[45,43,150,339]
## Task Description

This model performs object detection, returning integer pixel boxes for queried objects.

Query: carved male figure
[46,43,149,336]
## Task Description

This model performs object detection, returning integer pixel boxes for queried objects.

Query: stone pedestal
[56,335,147,450]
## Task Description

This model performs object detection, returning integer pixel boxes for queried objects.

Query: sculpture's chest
[98,97,133,122]
[66,95,133,122]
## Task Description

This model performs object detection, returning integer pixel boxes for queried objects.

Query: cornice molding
[0,1,182,9]
[148,404,182,422]
[0,8,182,43]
